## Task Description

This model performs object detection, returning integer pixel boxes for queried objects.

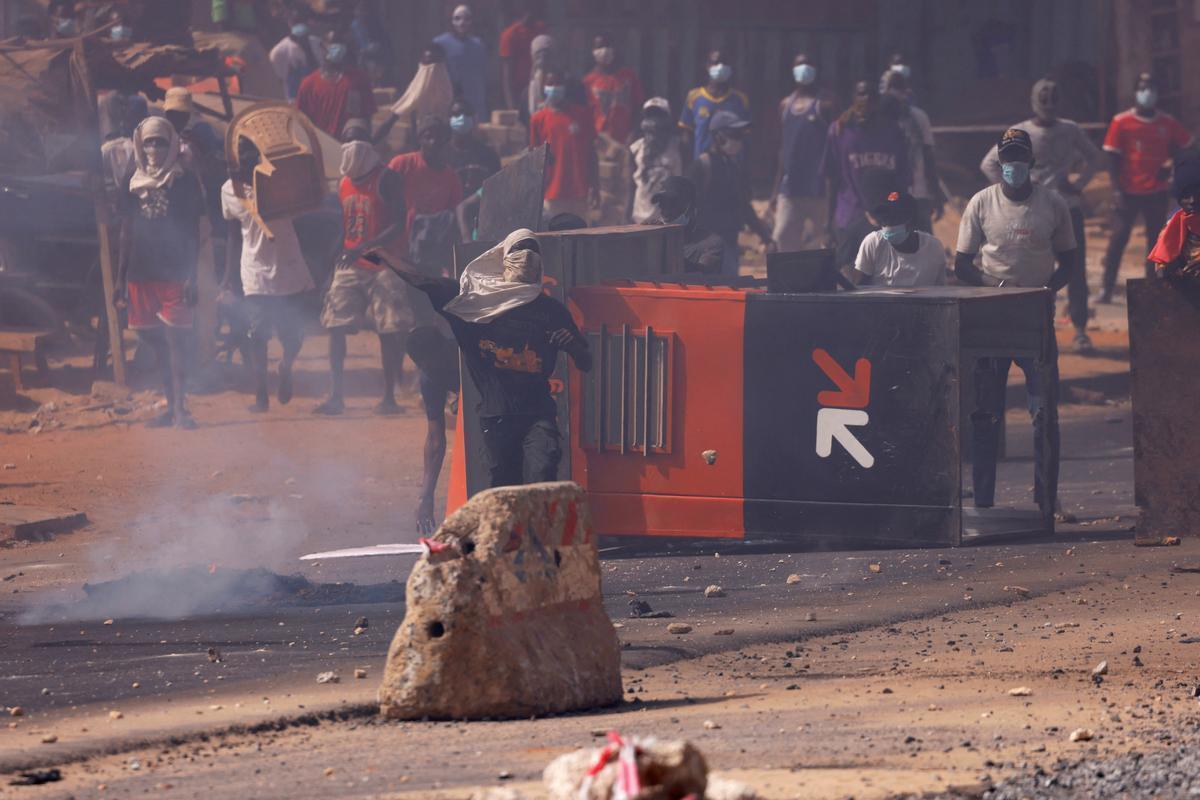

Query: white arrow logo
[815,408,875,468]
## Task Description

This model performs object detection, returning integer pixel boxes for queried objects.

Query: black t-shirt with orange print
[421,278,582,418]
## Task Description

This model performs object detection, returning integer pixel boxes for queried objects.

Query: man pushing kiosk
[368,229,593,490]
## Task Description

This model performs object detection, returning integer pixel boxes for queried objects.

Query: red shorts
[127,281,192,330]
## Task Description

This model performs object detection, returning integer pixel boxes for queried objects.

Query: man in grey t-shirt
[956,127,1078,527]
[980,78,1102,351]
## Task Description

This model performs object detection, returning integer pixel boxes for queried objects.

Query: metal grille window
[581,325,673,455]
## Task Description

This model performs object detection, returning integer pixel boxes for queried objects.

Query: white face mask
[144,143,167,169]
[593,47,615,66]
[502,249,542,284]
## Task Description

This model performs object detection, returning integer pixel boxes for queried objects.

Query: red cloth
[1103,110,1194,195]
[582,67,645,142]
[296,67,377,137]
[339,167,393,270]
[530,104,596,201]
[498,19,545,98]
[1149,208,1200,265]
[387,152,464,246]
[127,281,192,329]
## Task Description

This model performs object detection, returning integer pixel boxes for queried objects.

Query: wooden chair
[0,328,52,392]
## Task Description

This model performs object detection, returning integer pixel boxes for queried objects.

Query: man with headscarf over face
[114,117,207,429]
[368,230,592,489]
[314,120,411,417]
[980,77,1102,353]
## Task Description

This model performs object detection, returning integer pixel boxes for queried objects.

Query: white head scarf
[129,116,182,197]
[390,61,454,121]
[442,228,544,323]
[339,140,382,180]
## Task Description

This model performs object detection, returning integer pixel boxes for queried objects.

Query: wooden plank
[0,329,52,353]
[0,505,89,543]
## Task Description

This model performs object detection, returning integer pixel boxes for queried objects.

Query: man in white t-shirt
[220,138,316,413]
[955,127,1077,526]
[853,190,946,286]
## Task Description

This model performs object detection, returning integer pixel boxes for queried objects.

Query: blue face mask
[1001,161,1030,187]
[1136,88,1158,109]
[544,85,565,103]
[793,64,817,85]
[708,64,732,83]
[291,23,309,37]
[326,43,347,64]
[669,209,691,227]
[111,24,132,41]
[450,114,472,133]
[881,224,908,243]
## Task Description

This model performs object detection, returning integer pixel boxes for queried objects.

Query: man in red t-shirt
[296,39,377,138]
[388,117,464,331]
[1100,72,1195,301]
[582,33,644,144]
[530,72,599,221]
[498,0,545,113]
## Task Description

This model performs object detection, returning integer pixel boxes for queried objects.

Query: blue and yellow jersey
[679,86,751,160]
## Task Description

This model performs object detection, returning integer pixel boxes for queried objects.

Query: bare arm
[456,192,481,241]
[501,59,515,110]
[372,113,400,146]
[980,144,1002,184]
[1047,248,1077,292]
[954,251,985,286]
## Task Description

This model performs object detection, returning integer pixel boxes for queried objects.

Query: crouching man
[368,229,592,488]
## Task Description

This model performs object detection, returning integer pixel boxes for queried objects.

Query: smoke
[19,442,392,623]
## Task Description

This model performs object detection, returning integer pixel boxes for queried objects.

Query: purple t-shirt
[821,118,911,229]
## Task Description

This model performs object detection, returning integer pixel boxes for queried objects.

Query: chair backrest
[225,102,326,229]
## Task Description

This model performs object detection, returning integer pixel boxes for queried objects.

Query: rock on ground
[543,737,707,800]
[378,482,622,720]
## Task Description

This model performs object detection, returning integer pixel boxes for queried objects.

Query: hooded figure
[442,228,544,322]
[527,34,557,116]
[339,139,382,181]
[130,116,183,198]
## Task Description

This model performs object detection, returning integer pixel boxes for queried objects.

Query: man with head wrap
[114,117,207,429]
[368,229,592,489]
[628,98,683,224]
[980,77,1102,352]
[314,122,410,416]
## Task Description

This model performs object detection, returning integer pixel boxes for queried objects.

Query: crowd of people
[43,0,1198,527]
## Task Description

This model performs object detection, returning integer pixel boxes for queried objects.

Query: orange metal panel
[568,282,749,538]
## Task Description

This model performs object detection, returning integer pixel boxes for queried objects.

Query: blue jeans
[970,331,1060,516]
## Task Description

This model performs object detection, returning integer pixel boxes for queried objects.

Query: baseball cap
[870,190,916,226]
[651,175,696,209]
[643,96,671,115]
[998,127,1033,158]
[709,110,750,134]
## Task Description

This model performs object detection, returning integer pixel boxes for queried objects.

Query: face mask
[1001,161,1030,187]
[881,224,908,243]
[291,23,309,37]
[668,209,691,227]
[719,137,743,157]
[1136,88,1158,109]
[502,249,542,284]
[111,24,132,41]
[793,64,817,85]
[450,114,472,133]
[144,143,166,169]
[892,64,911,79]
[326,43,347,64]
[544,85,565,103]
[708,64,732,83]
[55,18,78,35]
[593,47,615,66]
